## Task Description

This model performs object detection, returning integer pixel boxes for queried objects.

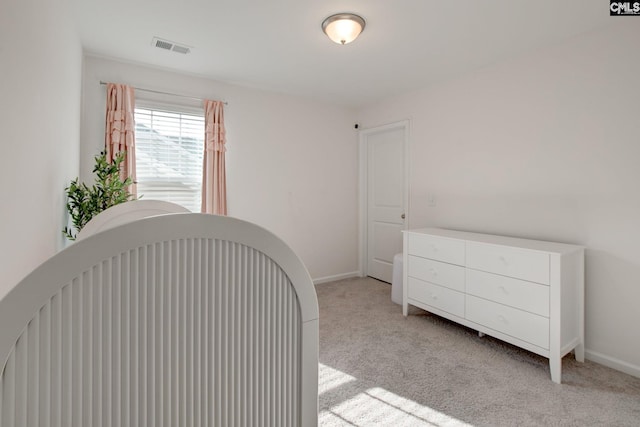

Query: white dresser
[402,228,584,383]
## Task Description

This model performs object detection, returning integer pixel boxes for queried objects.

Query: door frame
[358,120,410,277]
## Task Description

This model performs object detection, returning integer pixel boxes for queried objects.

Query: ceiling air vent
[151,37,191,54]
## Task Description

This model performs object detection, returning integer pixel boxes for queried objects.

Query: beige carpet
[316,277,640,426]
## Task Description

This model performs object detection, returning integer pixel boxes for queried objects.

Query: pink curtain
[202,100,227,215]
[105,83,137,196]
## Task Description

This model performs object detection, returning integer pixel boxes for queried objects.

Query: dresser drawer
[408,256,465,292]
[466,242,549,285]
[407,277,465,318]
[407,233,465,266]
[466,269,549,317]
[466,295,549,349]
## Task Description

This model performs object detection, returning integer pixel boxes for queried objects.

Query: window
[134,103,205,212]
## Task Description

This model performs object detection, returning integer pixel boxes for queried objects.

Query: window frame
[134,99,206,213]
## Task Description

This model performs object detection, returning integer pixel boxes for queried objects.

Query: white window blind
[134,105,204,212]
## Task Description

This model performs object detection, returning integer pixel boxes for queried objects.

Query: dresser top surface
[404,227,584,255]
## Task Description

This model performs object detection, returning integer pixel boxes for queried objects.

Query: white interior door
[361,122,408,283]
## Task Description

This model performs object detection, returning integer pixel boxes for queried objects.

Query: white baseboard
[313,271,361,285]
[585,349,640,379]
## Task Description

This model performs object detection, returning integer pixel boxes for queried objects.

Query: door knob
[401,213,406,219]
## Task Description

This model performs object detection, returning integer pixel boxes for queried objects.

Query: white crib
[0,207,319,426]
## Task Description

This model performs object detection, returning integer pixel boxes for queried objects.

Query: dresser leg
[549,358,562,384]
[402,303,408,317]
[574,342,585,363]
[478,331,485,338]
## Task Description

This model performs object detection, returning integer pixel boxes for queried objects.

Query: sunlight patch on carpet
[319,363,358,394]
[319,364,473,426]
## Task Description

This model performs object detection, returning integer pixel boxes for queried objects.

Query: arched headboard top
[76,199,190,241]
[0,213,319,370]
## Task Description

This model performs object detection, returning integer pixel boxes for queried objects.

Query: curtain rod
[99,81,228,105]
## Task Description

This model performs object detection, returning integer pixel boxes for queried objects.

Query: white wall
[357,22,640,376]
[81,56,359,282]
[0,0,82,298]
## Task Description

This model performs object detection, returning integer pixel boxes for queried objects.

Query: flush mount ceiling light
[322,13,366,45]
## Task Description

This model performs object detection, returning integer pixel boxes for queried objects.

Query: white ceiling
[71,0,613,108]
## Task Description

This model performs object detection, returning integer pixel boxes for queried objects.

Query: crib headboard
[0,213,319,426]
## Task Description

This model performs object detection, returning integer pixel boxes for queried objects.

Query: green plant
[63,150,137,240]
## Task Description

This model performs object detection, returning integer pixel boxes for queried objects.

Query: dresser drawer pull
[428,268,438,276]
[499,255,510,266]
[431,294,438,300]
[498,285,509,295]
[498,314,508,324]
